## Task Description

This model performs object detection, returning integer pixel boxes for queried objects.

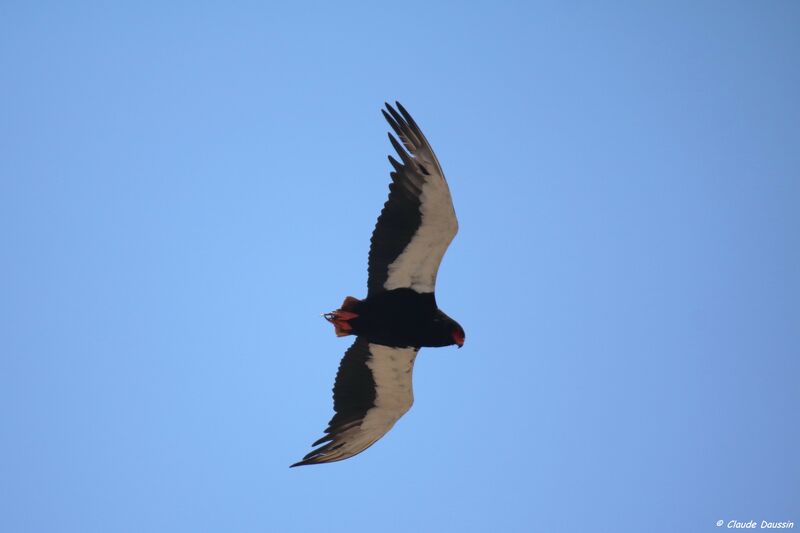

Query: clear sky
[1,2,798,532]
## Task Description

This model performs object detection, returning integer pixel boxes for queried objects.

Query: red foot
[324,296,362,337]
[333,310,358,321]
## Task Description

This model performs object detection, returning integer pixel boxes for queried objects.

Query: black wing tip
[290,457,330,468]
[290,457,319,468]
[383,100,410,120]
[395,102,422,136]
[384,101,409,126]
[382,101,427,153]
[383,102,396,120]
[290,459,316,468]
[388,132,409,159]
[312,434,334,447]
[387,155,403,173]
[290,442,344,467]
[289,448,323,468]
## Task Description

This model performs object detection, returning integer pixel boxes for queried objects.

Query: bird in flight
[291,102,464,467]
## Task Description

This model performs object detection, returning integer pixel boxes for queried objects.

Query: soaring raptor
[292,102,464,467]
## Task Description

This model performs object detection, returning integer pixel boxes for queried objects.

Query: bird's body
[292,103,464,467]
[328,289,460,348]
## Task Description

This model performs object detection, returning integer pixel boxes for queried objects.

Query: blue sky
[1,2,798,532]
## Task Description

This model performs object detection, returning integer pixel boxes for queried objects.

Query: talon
[331,316,353,337]
[324,310,358,337]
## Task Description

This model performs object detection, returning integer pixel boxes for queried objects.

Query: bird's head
[431,309,465,348]
[451,324,465,348]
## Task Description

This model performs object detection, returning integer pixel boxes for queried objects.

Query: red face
[452,327,465,348]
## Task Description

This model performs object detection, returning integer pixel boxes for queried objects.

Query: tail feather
[340,296,360,312]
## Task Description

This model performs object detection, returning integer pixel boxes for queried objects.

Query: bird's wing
[367,102,459,297]
[291,338,419,467]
